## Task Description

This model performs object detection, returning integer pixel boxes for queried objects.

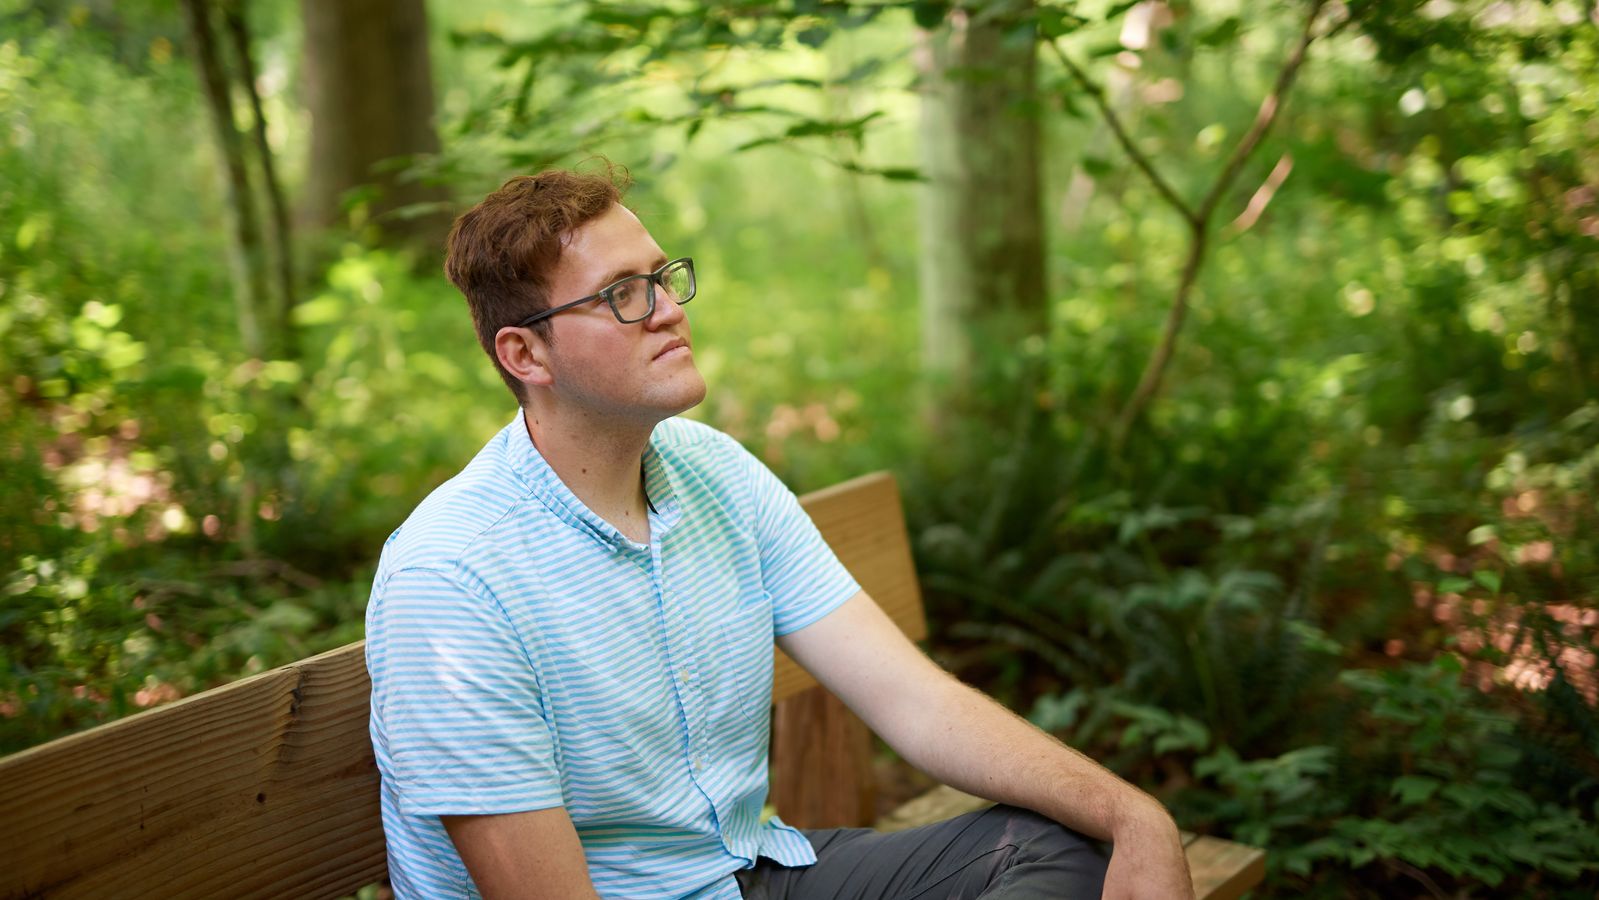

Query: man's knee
[982,805,1111,865]
[981,806,1076,845]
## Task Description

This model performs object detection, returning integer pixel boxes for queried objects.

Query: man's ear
[495,326,555,389]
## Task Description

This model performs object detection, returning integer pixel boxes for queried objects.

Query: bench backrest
[0,471,922,899]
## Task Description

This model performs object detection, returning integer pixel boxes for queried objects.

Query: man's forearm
[780,592,1194,898]
[881,670,1173,843]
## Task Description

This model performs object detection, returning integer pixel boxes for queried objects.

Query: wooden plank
[876,786,1265,900]
[876,784,992,832]
[768,687,876,829]
[1186,834,1267,900]
[777,472,925,703]
[0,471,913,898]
[0,642,383,899]
[769,473,921,829]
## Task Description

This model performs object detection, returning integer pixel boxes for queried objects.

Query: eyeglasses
[516,257,696,327]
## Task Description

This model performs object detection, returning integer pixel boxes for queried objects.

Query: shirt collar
[504,408,681,549]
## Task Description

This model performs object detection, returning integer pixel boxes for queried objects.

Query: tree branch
[1046,39,1196,225]
[1111,226,1206,451]
[179,0,268,359]
[1195,0,1326,224]
[222,0,298,359]
[1108,0,1329,452]
[1226,153,1294,235]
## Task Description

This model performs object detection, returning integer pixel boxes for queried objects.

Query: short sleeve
[730,445,862,636]
[366,565,564,817]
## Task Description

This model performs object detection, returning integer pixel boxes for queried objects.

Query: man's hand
[1102,798,1195,900]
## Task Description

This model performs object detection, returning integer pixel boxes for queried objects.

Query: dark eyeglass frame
[515,257,696,327]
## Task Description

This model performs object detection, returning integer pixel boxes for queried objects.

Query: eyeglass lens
[610,260,695,322]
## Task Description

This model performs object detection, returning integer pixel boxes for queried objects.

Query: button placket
[651,540,710,784]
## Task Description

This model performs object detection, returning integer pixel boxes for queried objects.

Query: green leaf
[585,3,662,30]
[1467,524,1497,545]
[1030,689,1088,731]
[912,0,947,29]
[1473,569,1502,593]
[1104,0,1142,20]
[1036,5,1087,39]
[1196,16,1241,48]
[1437,576,1472,595]
[836,57,885,85]
[795,25,830,49]
[876,167,924,182]
[261,361,303,384]
[1391,774,1440,805]
[836,160,925,182]
[16,213,49,250]
[794,110,882,138]
[293,295,345,327]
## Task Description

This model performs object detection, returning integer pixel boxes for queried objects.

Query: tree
[300,0,448,249]
[178,0,298,359]
[179,0,272,358]
[914,0,1047,386]
[222,0,297,352]
[1046,0,1334,452]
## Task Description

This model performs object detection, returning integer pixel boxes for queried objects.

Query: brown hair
[444,164,631,401]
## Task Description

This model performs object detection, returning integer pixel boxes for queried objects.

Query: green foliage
[904,19,1599,860]
[1321,656,1599,889]
[3,1,1598,896]
[0,536,373,752]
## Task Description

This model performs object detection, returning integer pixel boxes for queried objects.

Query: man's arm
[441,806,601,900]
[777,591,1194,900]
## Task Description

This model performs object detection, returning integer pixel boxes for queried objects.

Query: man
[365,166,1194,899]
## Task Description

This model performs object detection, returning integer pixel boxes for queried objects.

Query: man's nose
[647,291,687,328]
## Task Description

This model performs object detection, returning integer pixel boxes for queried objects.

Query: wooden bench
[0,471,1263,899]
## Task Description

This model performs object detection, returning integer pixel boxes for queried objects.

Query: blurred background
[1,0,1596,894]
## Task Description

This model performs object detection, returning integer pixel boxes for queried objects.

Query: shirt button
[693,757,703,770]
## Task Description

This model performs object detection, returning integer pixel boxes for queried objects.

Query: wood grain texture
[0,642,383,899]
[0,471,917,898]
[769,472,921,829]
[875,783,992,832]
[875,786,1265,900]
[776,472,926,704]
[1186,835,1267,900]
[768,687,876,829]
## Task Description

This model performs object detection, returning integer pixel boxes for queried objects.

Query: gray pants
[736,804,1111,899]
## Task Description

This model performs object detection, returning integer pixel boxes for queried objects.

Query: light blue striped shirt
[365,411,860,898]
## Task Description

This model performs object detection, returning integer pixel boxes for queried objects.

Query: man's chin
[640,375,707,423]
[671,378,709,416]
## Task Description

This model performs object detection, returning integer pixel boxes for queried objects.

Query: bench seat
[0,471,1264,899]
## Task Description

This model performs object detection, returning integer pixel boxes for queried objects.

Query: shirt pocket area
[714,593,776,726]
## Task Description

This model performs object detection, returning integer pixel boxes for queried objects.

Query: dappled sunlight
[57,450,177,537]
[132,680,182,709]
[3,0,1598,893]
[1404,491,1596,706]
[1449,599,1599,707]
[35,415,190,544]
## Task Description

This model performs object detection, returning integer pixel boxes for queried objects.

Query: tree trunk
[180,0,269,358]
[914,0,1046,386]
[223,0,298,358]
[300,0,448,250]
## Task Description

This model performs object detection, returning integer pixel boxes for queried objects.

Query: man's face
[536,203,706,424]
